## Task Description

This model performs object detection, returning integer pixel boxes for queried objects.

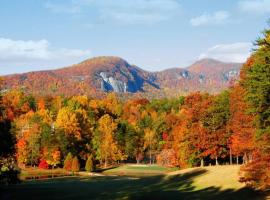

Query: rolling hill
[1,56,242,97]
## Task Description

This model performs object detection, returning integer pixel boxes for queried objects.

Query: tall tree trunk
[104,154,107,168]
[200,158,204,167]
[215,156,219,166]
[149,149,152,165]
[229,148,232,165]
[104,160,107,168]
[244,153,247,165]
[248,154,253,163]
[236,156,239,165]
[149,137,152,165]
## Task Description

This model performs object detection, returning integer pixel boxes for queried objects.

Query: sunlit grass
[1,165,264,200]
[103,164,178,176]
[168,165,245,190]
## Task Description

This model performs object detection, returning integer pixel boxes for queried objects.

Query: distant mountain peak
[188,58,242,74]
[191,58,243,67]
[194,58,226,64]
[79,56,128,65]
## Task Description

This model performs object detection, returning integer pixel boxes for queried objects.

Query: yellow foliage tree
[55,107,81,139]
[46,149,61,168]
[98,114,123,167]
[143,128,156,164]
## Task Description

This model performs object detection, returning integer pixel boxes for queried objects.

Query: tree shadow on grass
[0,168,265,200]
[94,165,119,173]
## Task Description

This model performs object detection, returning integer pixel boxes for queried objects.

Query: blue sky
[0,0,269,75]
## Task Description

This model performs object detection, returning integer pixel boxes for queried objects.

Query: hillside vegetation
[2,57,241,97]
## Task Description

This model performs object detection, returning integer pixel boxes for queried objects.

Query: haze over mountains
[2,56,242,98]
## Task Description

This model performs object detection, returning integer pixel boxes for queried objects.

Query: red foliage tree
[228,85,255,164]
[38,159,49,169]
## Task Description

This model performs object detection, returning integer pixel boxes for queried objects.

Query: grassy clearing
[102,164,178,176]
[1,165,265,200]
[168,165,245,190]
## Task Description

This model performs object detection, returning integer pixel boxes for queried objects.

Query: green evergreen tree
[85,155,94,172]
[239,24,270,189]
[241,28,270,135]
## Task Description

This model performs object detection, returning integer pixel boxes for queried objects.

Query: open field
[1,165,266,200]
[102,164,178,176]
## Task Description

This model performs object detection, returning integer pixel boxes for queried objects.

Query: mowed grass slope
[1,165,265,200]
[102,164,178,176]
[168,165,245,190]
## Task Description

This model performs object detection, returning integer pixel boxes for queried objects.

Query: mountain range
[2,56,242,98]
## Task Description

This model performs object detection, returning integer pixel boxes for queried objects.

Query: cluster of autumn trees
[238,27,270,189]
[0,85,256,170]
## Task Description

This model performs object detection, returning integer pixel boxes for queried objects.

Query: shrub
[157,149,178,167]
[63,153,73,171]
[38,159,49,169]
[85,155,94,172]
[71,156,80,172]
[240,153,270,190]
[0,157,20,185]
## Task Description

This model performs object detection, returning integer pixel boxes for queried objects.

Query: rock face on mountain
[2,56,242,97]
[187,58,241,82]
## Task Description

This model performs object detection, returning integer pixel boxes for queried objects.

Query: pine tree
[63,153,73,171]
[71,156,80,172]
[240,25,270,189]
[85,155,94,172]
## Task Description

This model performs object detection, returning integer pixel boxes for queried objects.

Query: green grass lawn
[102,164,178,176]
[1,165,265,200]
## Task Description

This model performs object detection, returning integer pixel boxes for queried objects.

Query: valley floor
[0,165,266,200]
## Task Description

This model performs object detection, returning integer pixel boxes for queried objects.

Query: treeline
[0,84,262,183]
[1,87,242,167]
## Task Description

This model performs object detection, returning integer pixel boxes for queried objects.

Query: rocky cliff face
[100,72,127,92]
[2,56,242,97]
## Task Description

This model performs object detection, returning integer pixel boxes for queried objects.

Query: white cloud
[198,42,252,63]
[45,0,181,24]
[190,11,230,26]
[0,38,51,60]
[0,38,91,74]
[238,0,270,13]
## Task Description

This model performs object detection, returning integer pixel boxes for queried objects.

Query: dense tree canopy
[240,26,270,189]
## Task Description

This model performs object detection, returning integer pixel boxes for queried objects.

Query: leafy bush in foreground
[85,155,95,172]
[0,157,20,185]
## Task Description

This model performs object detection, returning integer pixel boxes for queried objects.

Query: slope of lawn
[1,165,265,200]
[102,164,178,176]
[168,165,245,190]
